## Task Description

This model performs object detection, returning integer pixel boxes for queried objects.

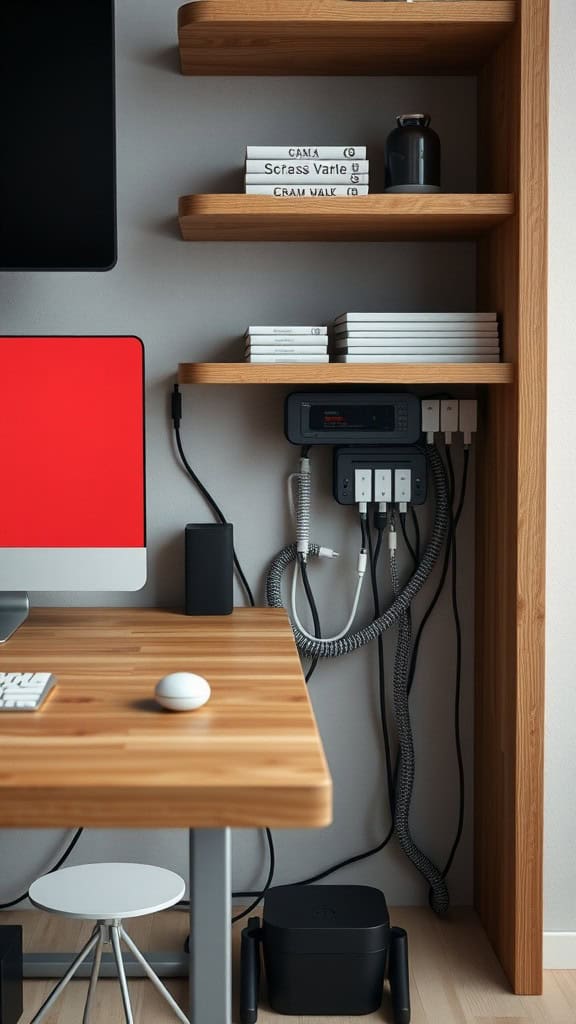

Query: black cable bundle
[171,383,470,920]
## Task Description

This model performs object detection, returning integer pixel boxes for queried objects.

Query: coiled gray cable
[389,533,450,916]
[266,446,449,659]
[295,469,312,561]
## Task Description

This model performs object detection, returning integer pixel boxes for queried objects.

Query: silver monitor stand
[0,593,30,643]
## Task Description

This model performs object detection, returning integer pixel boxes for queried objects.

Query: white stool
[28,863,189,1024]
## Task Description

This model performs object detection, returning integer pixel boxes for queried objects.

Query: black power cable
[0,828,84,910]
[440,447,469,882]
[399,514,418,571]
[171,383,255,608]
[231,828,276,924]
[410,507,421,564]
[367,521,395,821]
[299,557,322,684]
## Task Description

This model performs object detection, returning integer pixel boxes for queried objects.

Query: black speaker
[240,886,410,1023]
[185,524,234,616]
[0,926,23,1024]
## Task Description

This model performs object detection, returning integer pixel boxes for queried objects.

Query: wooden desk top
[0,608,332,829]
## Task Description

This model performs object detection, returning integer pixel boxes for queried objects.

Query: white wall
[0,0,477,911]
[544,0,576,956]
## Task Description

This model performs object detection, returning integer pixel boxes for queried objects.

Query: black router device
[284,392,421,446]
[240,885,410,1023]
[185,523,233,616]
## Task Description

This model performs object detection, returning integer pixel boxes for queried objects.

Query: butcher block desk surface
[0,607,332,830]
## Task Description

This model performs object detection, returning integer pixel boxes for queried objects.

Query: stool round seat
[29,862,185,921]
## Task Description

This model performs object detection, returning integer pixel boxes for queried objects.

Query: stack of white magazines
[245,146,369,197]
[331,312,501,363]
[245,326,329,363]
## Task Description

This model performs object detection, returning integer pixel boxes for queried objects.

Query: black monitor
[0,0,116,271]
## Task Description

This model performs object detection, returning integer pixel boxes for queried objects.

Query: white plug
[441,400,459,445]
[459,399,478,447]
[421,399,440,445]
[394,468,412,514]
[354,468,373,504]
[374,468,392,505]
[318,547,340,559]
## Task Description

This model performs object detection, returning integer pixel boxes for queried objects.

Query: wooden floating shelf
[178,194,514,243]
[178,362,514,386]
[178,1,516,75]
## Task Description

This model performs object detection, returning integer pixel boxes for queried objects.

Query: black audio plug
[171,381,182,429]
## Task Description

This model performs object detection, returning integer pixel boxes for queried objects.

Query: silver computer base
[0,592,30,643]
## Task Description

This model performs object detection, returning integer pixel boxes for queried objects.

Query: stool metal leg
[111,924,134,1024]
[30,927,100,1024]
[82,923,105,1024]
[119,926,190,1024]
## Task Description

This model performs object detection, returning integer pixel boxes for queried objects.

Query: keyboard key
[0,672,56,712]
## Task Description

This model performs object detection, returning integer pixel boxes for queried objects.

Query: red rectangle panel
[0,336,145,547]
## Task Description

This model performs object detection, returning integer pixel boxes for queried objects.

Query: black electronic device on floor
[240,885,410,1023]
[0,926,23,1024]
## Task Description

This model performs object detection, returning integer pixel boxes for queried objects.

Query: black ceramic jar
[384,114,441,193]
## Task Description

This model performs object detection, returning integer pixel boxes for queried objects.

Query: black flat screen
[0,1,116,270]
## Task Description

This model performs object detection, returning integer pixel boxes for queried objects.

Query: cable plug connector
[441,399,459,446]
[388,527,398,554]
[299,456,311,475]
[421,399,440,445]
[171,382,182,429]
[357,551,368,577]
[374,502,388,531]
[318,546,340,559]
[459,399,478,448]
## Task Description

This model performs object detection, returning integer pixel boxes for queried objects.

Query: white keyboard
[0,672,57,711]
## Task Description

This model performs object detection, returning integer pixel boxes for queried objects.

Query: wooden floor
[5,908,576,1023]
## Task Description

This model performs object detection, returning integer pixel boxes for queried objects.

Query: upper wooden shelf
[177,1,516,76]
[178,362,514,386]
[178,194,514,242]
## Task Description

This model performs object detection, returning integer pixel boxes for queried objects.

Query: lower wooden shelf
[178,362,514,385]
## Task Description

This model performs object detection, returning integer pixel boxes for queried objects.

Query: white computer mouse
[155,672,211,712]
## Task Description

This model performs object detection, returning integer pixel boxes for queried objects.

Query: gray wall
[0,0,478,908]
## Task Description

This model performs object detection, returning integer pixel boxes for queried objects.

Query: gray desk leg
[189,828,231,1024]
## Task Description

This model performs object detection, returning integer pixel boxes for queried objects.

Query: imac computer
[0,336,146,642]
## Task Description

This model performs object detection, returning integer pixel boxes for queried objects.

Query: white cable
[290,556,366,643]
[287,473,298,524]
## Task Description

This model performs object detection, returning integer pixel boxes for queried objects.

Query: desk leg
[189,828,231,1024]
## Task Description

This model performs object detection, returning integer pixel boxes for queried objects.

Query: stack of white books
[245,326,329,363]
[330,312,501,363]
[245,146,369,198]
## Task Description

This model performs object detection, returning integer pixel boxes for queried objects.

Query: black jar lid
[396,113,431,127]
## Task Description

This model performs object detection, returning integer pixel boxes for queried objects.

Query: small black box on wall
[185,523,234,616]
[0,926,23,1024]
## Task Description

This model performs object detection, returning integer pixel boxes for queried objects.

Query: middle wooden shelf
[178,362,514,385]
[178,193,514,242]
